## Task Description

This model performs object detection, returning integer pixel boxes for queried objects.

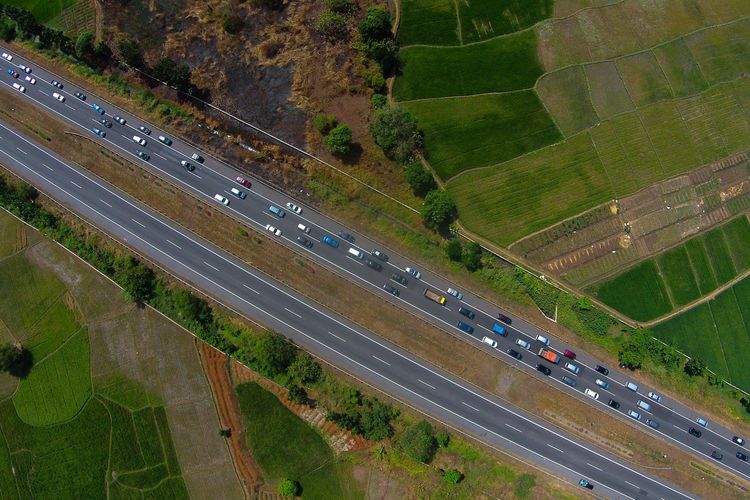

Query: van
[347,247,364,259]
[230,187,246,199]
[536,335,550,346]
[636,400,652,412]
[481,336,497,348]
[491,323,507,336]
[297,223,310,234]
[626,381,638,392]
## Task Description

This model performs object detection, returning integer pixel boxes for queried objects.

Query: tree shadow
[9,348,33,379]
[341,143,363,165]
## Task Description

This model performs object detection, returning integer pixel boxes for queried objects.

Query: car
[561,375,576,387]
[91,127,105,138]
[213,194,229,206]
[563,349,576,359]
[337,231,354,243]
[11,82,25,93]
[269,205,286,218]
[74,91,86,100]
[6,69,18,78]
[265,224,281,236]
[132,135,146,146]
[191,153,204,163]
[536,364,551,376]
[447,287,463,300]
[321,235,339,248]
[297,223,310,234]
[607,399,620,409]
[136,150,150,161]
[636,399,652,412]
[481,336,497,348]
[383,284,399,297]
[711,450,723,461]
[646,419,660,429]
[158,135,172,145]
[18,64,31,74]
[595,378,609,389]
[236,176,251,188]
[456,321,474,334]
[627,409,642,421]
[688,427,702,438]
[113,115,126,125]
[372,250,388,262]
[51,79,63,89]
[696,417,708,427]
[405,267,421,280]
[733,436,746,446]
[497,313,511,324]
[92,103,105,115]
[23,75,35,85]
[647,391,662,403]
[564,362,581,375]
[536,335,550,346]
[230,187,246,199]
[625,381,638,392]
[737,452,748,462]
[285,202,302,214]
[458,307,475,319]
[180,160,195,171]
[515,338,531,350]
[1,53,11,61]
[584,388,599,400]
[52,92,65,102]
[595,365,609,376]
[391,273,408,286]
[507,349,523,360]
[99,119,112,128]
[138,125,151,135]
[296,235,313,248]
[365,258,383,271]
[578,479,593,490]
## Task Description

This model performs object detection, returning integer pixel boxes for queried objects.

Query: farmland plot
[398,0,459,46]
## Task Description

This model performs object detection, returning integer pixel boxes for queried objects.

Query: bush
[421,190,456,229]
[114,256,156,303]
[287,384,309,405]
[0,344,33,378]
[255,331,298,377]
[327,396,396,441]
[462,241,482,271]
[400,420,437,463]
[326,0,356,15]
[288,351,322,385]
[404,161,436,197]
[371,93,387,109]
[684,357,706,377]
[277,479,300,497]
[314,113,337,135]
[435,430,450,447]
[444,239,462,262]
[514,473,536,499]
[370,105,422,163]
[316,10,349,40]
[442,468,463,484]
[117,37,144,68]
[0,16,16,43]
[324,124,353,155]
[358,8,391,43]
[223,13,244,34]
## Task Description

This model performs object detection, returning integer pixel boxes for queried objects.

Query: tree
[0,17,15,43]
[444,239,463,262]
[0,344,33,378]
[75,31,94,63]
[360,398,395,440]
[462,241,482,271]
[371,94,387,109]
[404,161,436,197]
[435,430,450,448]
[255,331,298,377]
[684,357,706,377]
[400,420,437,463]
[314,113,337,135]
[114,256,155,303]
[421,190,456,229]
[324,124,352,155]
[358,8,391,43]
[363,38,399,75]
[252,0,285,10]
[287,384,308,405]
[117,38,144,68]
[442,468,463,484]
[288,351,322,385]
[370,106,422,163]
[618,328,651,370]
[576,296,592,311]
[152,57,193,94]
[316,10,349,41]
[277,479,300,497]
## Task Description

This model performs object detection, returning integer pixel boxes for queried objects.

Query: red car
[564,349,576,360]
[236,176,251,188]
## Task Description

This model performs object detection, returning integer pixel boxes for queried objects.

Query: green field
[588,216,750,322]
[0,0,76,23]
[397,0,459,46]
[236,382,361,499]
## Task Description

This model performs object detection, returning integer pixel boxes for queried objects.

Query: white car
[285,202,302,214]
[297,223,310,234]
[12,82,25,93]
[481,336,497,348]
[24,75,35,85]
[584,388,599,400]
[265,224,281,236]
[18,64,31,74]
[535,334,550,346]
[213,194,229,206]
[446,287,463,300]
[405,267,421,280]
[132,135,146,146]
[515,338,531,350]
[1,52,12,61]
[647,391,662,403]
[52,92,65,102]
[595,378,609,389]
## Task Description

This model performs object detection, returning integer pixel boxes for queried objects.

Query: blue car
[92,103,105,115]
[91,127,105,138]
[457,321,474,334]
[269,205,286,218]
[321,235,339,248]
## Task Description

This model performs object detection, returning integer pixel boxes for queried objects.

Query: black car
[296,236,313,248]
[536,364,551,376]
[595,365,609,376]
[383,284,399,297]
[578,479,593,490]
[561,375,577,387]
[711,450,723,461]
[737,452,748,462]
[99,119,112,128]
[646,419,660,429]
[365,258,382,271]
[51,79,63,89]
[136,150,149,161]
[688,427,702,438]
[458,307,475,319]
[498,313,511,324]
[138,125,152,135]
[372,250,388,262]
[507,349,522,360]
[391,273,408,286]
[338,231,355,243]
[74,91,86,100]
[607,399,620,409]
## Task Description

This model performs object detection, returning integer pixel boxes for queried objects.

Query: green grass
[685,18,750,86]
[588,260,672,322]
[0,0,77,23]
[684,238,718,294]
[236,382,359,499]
[134,407,166,467]
[458,0,552,44]
[703,229,737,285]
[657,246,700,306]
[404,91,561,180]
[536,65,599,136]
[394,29,543,100]
[397,0,459,46]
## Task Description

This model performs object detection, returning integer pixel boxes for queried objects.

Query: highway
[0,47,745,493]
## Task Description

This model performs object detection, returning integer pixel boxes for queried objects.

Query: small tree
[370,106,422,163]
[114,256,155,303]
[0,344,33,378]
[287,384,309,405]
[684,357,706,377]
[400,420,437,463]
[74,31,94,63]
[462,241,482,271]
[117,37,144,68]
[371,94,387,109]
[358,8,391,43]
[444,239,463,262]
[442,468,463,484]
[435,430,451,448]
[218,428,232,438]
[314,113,337,135]
[324,124,353,155]
[288,351,322,385]
[404,161,436,197]
[277,479,300,497]
[421,190,456,229]
[255,331,298,377]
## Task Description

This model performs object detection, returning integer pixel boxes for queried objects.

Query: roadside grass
[0,0,76,23]
[403,91,561,180]
[657,246,700,307]
[397,0,459,46]
[236,382,354,499]
[394,29,542,100]
[535,65,598,136]
[457,0,552,44]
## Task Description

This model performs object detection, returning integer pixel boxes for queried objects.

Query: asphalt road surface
[0,46,746,493]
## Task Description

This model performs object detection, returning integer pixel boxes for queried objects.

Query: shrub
[255,331,298,377]
[288,351,322,385]
[117,37,144,68]
[404,161,436,197]
[114,255,156,303]
[435,430,450,447]
[277,479,300,497]
[223,13,244,34]
[324,124,353,155]
[287,384,309,405]
[74,31,94,62]
[358,8,391,43]
[400,420,437,463]
[421,190,456,229]
[314,113,337,135]
[684,357,706,377]
[462,241,482,271]
[442,468,463,484]
[371,93,387,109]
[317,10,349,40]
[444,239,463,262]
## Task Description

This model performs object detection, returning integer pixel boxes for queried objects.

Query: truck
[538,347,560,364]
[424,288,446,305]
